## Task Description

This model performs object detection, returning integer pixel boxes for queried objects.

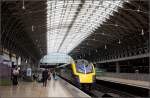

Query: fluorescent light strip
[47,0,126,54]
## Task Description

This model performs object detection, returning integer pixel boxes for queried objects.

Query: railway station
[0,0,149,97]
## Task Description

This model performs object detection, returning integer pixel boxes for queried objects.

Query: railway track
[59,75,137,97]
[92,83,136,97]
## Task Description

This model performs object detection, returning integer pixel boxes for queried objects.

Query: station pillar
[0,29,2,55]
[0,43,2,55]
[9,51,12,62]
[0,3,2,55]
[16,56,18,65]
[116,62,120,73]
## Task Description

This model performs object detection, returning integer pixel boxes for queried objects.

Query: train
[57,59,96,90]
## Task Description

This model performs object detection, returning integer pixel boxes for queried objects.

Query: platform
[96,76,150,89]
[0,76,91,98]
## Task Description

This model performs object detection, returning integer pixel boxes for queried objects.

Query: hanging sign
[26,68,32,76]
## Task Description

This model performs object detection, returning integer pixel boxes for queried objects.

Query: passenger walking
[53,70,58,80]
[33,73,37,81]
[12,67,19,85]
[48,70,51,80]
[52,70,55,79]
[42,69,49,87]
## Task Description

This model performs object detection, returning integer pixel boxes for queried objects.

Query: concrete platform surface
[0,76,91,98]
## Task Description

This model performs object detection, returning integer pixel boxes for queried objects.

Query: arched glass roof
[40,53,73,64]
[47,0,125,54]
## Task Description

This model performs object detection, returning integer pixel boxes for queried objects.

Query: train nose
[79,75,93,83]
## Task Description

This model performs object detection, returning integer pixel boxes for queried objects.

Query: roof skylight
[47,0,125,54]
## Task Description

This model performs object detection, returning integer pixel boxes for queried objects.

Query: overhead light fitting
[105,45,107,49]
[115,24,119,27]
[141,29,144,35]
[32,25,34,31]
[102,32,105,35]
[118,39,121,44]
[22,0,25,10]
[96,49,98,52]
[93,38,96,40]
[47,0,126,54]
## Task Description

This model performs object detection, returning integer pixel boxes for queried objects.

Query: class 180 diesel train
[57,59,96,90]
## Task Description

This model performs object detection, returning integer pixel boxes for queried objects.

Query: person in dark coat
[52,70,55,79]
[42,69,49,87]
[12,67,19,85]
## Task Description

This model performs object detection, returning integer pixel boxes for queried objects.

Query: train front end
[72,60,96,84]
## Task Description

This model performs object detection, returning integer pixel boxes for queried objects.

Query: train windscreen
[76,60,93,74]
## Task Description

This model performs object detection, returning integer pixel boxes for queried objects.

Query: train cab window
[76,60,93,74]
[85,64,93,73]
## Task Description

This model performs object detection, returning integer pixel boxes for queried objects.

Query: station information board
[26,68,32,76]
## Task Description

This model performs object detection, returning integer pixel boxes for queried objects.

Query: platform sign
[26,68,32,76]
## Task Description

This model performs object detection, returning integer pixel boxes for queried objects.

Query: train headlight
[75,76,80,83]
[92,75,96,82]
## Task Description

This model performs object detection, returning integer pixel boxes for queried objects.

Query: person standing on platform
[53,69,59,80]
[52,69,55,79]
[42,69,49,87]
[12,67,19,85]
[48,70,51,80]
